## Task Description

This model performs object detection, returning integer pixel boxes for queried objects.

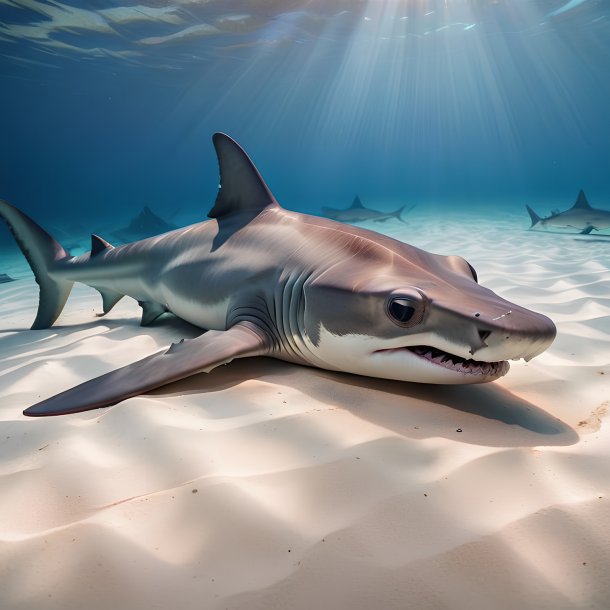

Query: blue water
[1,0,609,241]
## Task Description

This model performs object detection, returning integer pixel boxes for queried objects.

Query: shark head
[302,243,556,384]
[207,132,555,386]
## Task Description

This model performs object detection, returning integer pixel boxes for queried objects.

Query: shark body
[321,196,412,224]
[0,133,556,417]
[526,190,610,235]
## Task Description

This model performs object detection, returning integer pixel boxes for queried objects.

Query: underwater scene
[1,1,609,609]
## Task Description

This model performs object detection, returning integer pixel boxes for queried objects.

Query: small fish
[526,190,610,235]
[321,196,413,224]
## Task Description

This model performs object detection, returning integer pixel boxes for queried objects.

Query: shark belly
[160,289,231,330]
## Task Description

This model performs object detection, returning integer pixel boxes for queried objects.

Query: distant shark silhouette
[322,196,412,224]
[0,273,15,284]
[526,190,610,235]
[113,206,177,243]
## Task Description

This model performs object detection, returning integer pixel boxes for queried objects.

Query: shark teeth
[406,345,509,377]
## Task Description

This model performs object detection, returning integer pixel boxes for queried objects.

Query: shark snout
[469,305,557,362]
[428,284,557,364]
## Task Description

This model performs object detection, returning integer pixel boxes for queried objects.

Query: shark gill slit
[227,298,278,351]
[275,269,311,364]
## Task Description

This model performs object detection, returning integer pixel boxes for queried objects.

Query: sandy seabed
[0,212,609,610]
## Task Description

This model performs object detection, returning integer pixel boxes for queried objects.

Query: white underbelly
[165,293,231,330]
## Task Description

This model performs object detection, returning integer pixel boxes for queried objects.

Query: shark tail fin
[0,199,73,329]
[525,204,541,228]
[393,204,415,223]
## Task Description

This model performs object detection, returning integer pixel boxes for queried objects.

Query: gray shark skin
[0,133,556,417]
[322,195,412,224]
[526,190,610,235]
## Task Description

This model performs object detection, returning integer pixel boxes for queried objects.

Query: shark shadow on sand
[151,358,577,449]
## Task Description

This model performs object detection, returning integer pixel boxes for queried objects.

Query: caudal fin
[525,204,541,228]
[393,204,415,223]
[0,200,73,329]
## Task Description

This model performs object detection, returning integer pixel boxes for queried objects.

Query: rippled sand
[1,212,609,609]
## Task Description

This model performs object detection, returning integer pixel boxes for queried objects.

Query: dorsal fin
[570,190,591,210]
[350,195,364,209]
[91,234,114,256]
[208,133,279,219]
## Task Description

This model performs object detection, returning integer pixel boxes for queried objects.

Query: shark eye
[387,295,425,328]
[389,299,415,322]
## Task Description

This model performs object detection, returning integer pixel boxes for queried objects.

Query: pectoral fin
[23,322,270,416]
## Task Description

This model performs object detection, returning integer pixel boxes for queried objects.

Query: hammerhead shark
[526,190,610,235]
[322,196,411,224]
[0,133,556,417]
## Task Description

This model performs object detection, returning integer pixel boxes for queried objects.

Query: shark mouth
[378,345,509,377]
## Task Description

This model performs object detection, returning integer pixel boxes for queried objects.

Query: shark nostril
[478,330,491,344]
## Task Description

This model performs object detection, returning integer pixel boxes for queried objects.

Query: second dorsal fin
[207,133,279,219]
[91,234,114,256]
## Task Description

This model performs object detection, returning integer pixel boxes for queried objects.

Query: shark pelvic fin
[208,133,279,219]
[97,289,124,315]
[91,234,115,256]
[23,322,271,416]
[139,300,167,326]
[0,199,73,329]
[571,189,591,210]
